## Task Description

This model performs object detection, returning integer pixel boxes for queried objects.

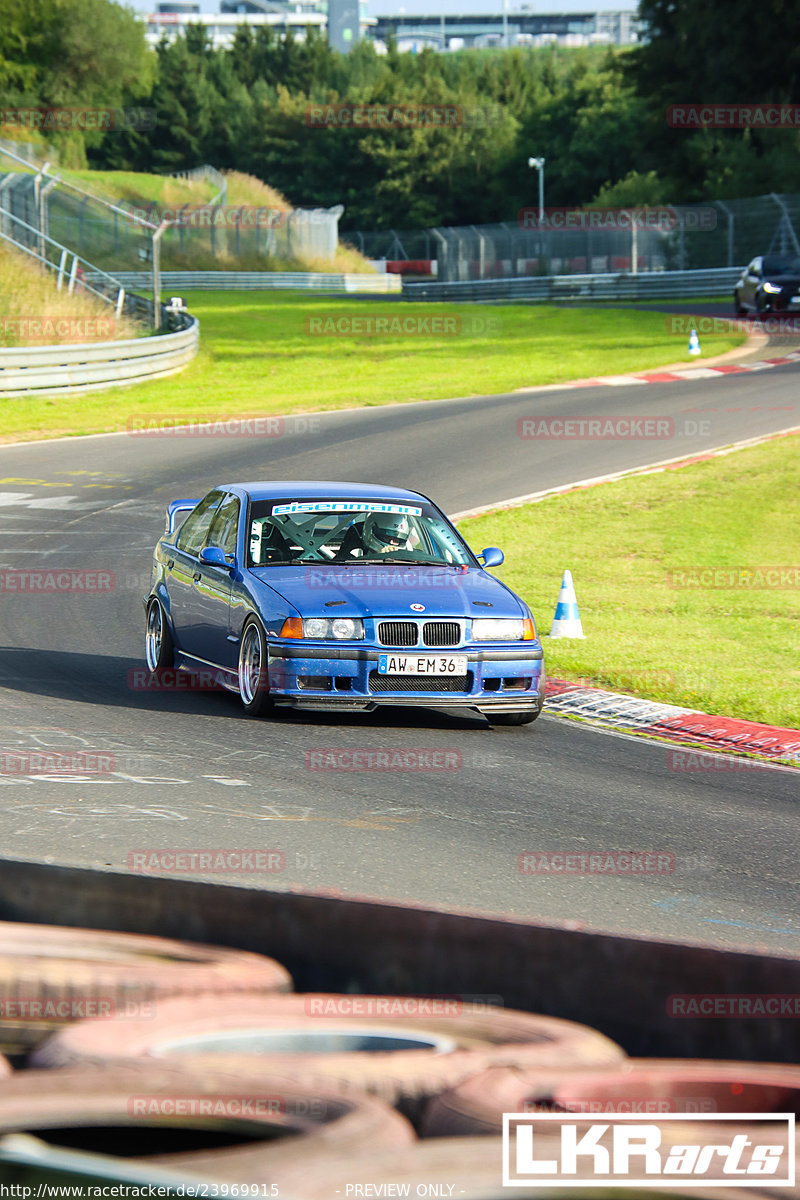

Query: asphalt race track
[0,362,798,954]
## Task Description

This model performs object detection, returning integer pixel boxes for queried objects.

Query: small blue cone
[548,569,585,639]
[688,327,701,356]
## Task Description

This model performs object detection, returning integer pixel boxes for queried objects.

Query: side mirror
[479,547,504,568]
[199,546,235,570]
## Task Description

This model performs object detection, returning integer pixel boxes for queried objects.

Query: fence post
[152,220,169,332]
[56,248,67,290]
[67,255,79,294]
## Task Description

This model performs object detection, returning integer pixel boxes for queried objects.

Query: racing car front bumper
[265,642,545,713]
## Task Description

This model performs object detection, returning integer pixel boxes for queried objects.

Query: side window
[207,493,240,557]
[175,491,224,556]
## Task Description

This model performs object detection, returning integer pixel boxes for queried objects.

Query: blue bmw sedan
[144,482,545,726]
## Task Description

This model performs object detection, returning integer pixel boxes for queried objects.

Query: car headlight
[472,617,536,641]
[762,281,783,294]
[282,617,364,640]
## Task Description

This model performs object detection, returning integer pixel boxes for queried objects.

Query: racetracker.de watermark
[304,995,502,1017]
[517,417,674,439]
[130,204,285,229]
[304,314,501,337]
[303,567,470,589]
[0,752,116,776]
[0,570,115,593]
[517,206,717,232]
[0,997,155,1020]
[305,748,462,771]
[127,415,320,437]
[525,1097,719,1114]
[668,994,800,1018]
[667,567,800,588]
[128,1095,323,1118]
[566,670,676,691]
[304,104,501,128]
[668,315,800,337]
[667,104,800,128]
[0,317,117,343]
[0,107,155,131]
[502,1113,794,1186]
[518,851,676,875]
[127,849,286,874]
[667,750,775,773]
[127,668,231,692]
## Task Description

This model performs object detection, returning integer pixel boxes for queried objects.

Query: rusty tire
[32,993,624,1117]
[0,921,291,1052]
[0,1061,413,1178]
[421,1058,800,1136]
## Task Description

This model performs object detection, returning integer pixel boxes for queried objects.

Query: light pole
[527,156,545,224]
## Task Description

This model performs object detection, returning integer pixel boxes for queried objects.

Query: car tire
[420,1059,800,1137]
[145,597,174,673]
[0,922,291,1054]
[0,1063,413,1169]
[734,294,746,315]
[238,616,273,717]
[31,993,625,1118]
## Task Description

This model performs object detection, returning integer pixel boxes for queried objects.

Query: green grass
[0,293,745,442]
[60,169,218,208]
[458,434,800,728]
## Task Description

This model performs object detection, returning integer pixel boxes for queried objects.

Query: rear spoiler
[165,498,200,535]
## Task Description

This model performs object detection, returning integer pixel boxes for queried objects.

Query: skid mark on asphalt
[193,801,430,830]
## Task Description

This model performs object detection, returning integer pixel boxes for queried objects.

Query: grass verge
[458,433,800,728]
[0,244,141,347]
[0,292,745,442]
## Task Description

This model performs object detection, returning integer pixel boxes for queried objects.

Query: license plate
[378,654,467,675]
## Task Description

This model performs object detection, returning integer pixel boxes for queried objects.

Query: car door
[183,491,240,669]
[168,490,225,657]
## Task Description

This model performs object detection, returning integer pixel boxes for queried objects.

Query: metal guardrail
[404,267,743,303]
[90,270,402,293]
[0,313,198,397]
[0,203,127,312]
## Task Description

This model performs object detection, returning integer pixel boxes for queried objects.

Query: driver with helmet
[338,511,419,558]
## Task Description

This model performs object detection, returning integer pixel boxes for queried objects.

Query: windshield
[247,498,476,567]
[763,256,800,276]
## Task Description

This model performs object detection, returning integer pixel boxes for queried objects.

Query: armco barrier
[0,313,198,397]
[404,266,743,303]
[86,270,402,294]
[0,857,797,1064]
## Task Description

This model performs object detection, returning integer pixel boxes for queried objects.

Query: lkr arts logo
[502,1114,795,1187]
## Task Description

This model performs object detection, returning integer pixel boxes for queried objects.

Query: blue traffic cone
[548,569,585,639]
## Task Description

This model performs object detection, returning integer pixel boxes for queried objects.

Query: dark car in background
[734,255,800,314]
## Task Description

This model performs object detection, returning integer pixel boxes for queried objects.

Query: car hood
[248,564,525,619]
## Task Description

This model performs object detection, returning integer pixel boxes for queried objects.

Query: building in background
[378,9,641,52]
[144,3,638,51]
[145,0,370,47]
[327,0,365,51]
